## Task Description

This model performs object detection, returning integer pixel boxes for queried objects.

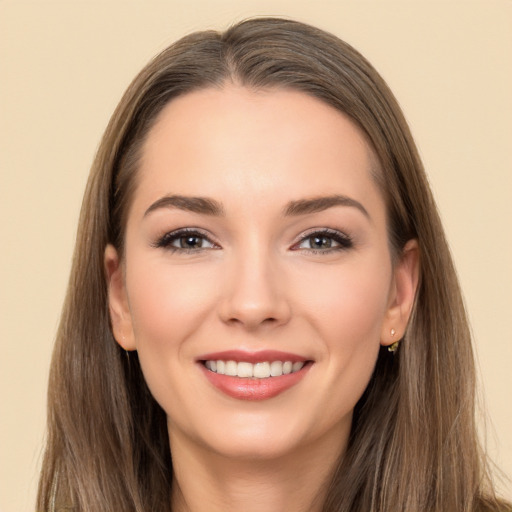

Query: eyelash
[291,228,353,254]
[153,227,353,254]
[153,228,218,253]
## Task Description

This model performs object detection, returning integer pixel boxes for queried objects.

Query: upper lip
[197,350,309,364]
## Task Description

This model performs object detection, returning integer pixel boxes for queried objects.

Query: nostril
[226,315,280,327]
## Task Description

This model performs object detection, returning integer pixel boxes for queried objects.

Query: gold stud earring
[388,328,399,353]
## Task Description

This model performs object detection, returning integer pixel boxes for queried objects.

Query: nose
[217,249,292,331]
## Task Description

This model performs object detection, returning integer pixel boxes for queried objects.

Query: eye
[154,229,218,252]
[292,229,353,253]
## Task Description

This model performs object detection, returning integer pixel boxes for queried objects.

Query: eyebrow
[144,195,225,217]
[144,193,369,219]
[283,195,370,219]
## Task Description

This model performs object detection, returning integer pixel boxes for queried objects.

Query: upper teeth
[204,360,304,378]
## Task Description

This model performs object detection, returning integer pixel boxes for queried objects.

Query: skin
[105,86,419,512]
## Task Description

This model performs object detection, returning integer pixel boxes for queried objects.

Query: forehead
[134,85,383,217]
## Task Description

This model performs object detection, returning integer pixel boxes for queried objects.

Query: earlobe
[381,239,420,346]
[104,244,136,351]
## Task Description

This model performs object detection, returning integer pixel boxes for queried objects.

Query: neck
[169,428,348,512]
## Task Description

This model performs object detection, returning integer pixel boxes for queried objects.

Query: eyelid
[290,227,353,252]
[152,226,353,253]
[152,227,220,251]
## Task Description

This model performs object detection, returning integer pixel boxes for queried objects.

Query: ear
[104,244,136,351]
[381,239,420,346]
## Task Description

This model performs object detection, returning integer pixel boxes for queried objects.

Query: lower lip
[199,363,311,401]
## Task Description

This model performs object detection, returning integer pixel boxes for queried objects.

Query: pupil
[312,236,331,249]
[181,236,201,248]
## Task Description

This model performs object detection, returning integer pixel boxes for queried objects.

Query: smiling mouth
[199,352,313,400]
[203,360,306,379]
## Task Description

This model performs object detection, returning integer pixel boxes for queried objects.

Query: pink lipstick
[197,350,312,401]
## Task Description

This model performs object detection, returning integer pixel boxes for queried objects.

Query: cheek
[298,258,392,347]
[124,257,228,421]
[302,261,391,416]
[125,258,218,381]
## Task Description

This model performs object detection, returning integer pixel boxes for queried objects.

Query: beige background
[1,1,511,510]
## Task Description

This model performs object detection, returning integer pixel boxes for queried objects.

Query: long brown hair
[37,18,508,512]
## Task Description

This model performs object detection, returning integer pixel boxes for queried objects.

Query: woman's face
[107,86,417,461]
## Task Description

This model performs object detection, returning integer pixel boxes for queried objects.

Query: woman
[37,17,509,512]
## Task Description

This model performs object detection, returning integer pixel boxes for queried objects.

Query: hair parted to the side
[37,17,509,512]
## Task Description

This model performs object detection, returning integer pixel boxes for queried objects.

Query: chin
[168,404,351,464]
[204,430,307,462]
